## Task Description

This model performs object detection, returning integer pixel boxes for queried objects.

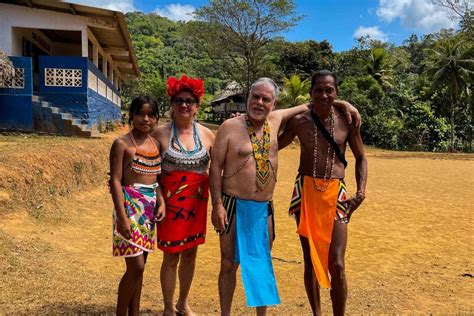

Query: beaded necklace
[172,121,200,157]
[312,107,336,191]
[246,116,273,191]
[162,121,210,173]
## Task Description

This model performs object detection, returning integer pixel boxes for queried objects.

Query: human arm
[154,185,166,222]
[202,125,216,153]
[272,104,309,127]
[209,122,230,232]
[333,100,361,128]
[278,116,297,150]
[109,139,132,239]
[344,127,368,221]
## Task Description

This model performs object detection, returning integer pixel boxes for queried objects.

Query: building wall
[52,42,82,56]
[87,89,121,124]
[11,27,53,56]
[35,56,120,125]
[0,3,88,56]
[37,56,89,119]
[11,27,81,57]
[0,57,33,130]
[87,60,121,124]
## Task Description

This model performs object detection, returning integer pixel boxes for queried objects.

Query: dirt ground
[0,130,473,315]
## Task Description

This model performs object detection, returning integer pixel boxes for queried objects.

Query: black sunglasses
[173,98,198,106]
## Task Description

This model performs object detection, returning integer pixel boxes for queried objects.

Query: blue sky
[71,0,463,52]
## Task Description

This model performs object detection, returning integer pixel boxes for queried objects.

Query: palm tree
[361,47,393,89]
[279,74,311,108]
[425,38,474,149]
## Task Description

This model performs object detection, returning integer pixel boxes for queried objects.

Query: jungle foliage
[123,0,473,152]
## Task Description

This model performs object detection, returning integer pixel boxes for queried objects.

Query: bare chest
[298,117,348,152]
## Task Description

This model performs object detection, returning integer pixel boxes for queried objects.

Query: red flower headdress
[167,75,205,101]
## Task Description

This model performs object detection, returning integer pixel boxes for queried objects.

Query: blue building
[0,0,139,137]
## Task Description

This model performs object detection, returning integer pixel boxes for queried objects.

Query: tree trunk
[450,97,456,150]
[470,96,473,151]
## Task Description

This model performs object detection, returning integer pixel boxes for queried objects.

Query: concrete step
[60,113,72,120]
[33,97,102,138]
[32,95,44,102]
[33,100,53,107]
[49,107,60,114]
[70,118,81,125]
[69,121,101,139]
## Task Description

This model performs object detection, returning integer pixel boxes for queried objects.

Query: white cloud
[376,0,456,32]
[68,0,136,13]
[154,4,196,22]
[353,26,388,42]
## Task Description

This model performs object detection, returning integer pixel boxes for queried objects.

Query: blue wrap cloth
[235,198,280,307]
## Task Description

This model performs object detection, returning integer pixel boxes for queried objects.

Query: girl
[110,95,166,316]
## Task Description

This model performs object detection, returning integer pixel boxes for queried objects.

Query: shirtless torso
[217,113,281,201]
[279,107,351,179]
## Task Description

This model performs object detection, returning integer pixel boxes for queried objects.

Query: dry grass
[0,130,473,314]
[0,132,117,220]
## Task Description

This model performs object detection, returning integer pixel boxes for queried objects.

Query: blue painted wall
[87,89,121,124]
[38,56,89,120]
[39,56,88,94]
[0,56,121,132]
[0,57,33,130]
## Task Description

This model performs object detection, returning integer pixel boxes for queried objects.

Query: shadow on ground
[15,304,162,315]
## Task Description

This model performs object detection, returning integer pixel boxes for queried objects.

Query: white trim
[87,70,97,91]
[97,79,106,97]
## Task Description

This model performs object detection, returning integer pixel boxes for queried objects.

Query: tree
[424,38,474,149]
[188,0,301,99]
[276,40,334,78]
[361,47,393,90]
[121,73,169,117]
[432,0,472,19]
[399,101,450,151]
[432,1,473,39]
[122,12,227,113]
[278,74,310,108]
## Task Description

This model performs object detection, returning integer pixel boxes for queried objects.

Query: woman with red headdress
[152,75,215,316]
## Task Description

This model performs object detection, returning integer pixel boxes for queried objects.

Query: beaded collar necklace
[246,116,273,191]
[312,107,335,191]
[172,121,201,157]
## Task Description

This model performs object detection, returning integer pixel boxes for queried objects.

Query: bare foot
[162,308,176,316]
[175,304,196,316]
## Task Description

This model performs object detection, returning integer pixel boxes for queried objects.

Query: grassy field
[0,129,473,314]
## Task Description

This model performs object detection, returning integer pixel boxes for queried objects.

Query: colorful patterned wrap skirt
[156,170,209,253]
[112,183,158,257]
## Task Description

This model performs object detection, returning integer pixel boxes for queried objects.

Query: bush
[362,109,403,149]
[399,101,450,151]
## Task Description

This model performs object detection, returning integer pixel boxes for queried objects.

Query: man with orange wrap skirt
[278,70,368,316]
